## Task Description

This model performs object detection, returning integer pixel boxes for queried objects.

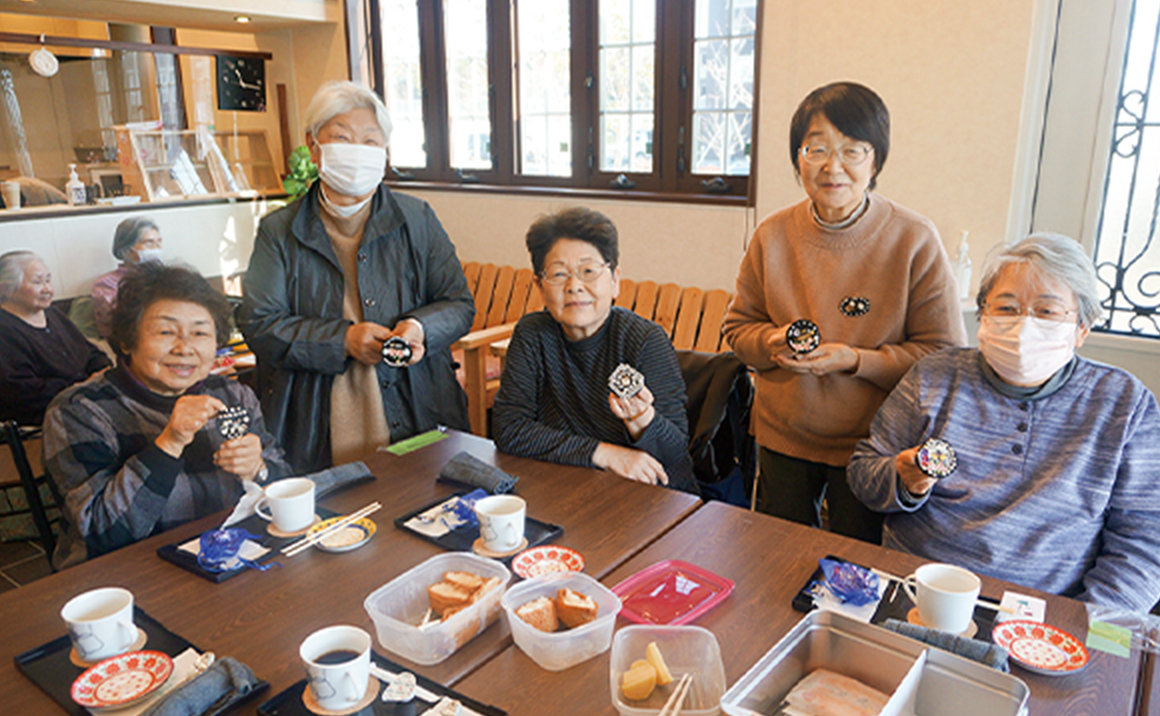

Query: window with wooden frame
[358,0,760,202]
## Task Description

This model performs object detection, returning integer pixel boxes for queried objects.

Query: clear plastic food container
[363,552,510,665]
[610,625,726,716]
[501,571,622,671]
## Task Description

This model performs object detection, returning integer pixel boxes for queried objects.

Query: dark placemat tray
[157,508,338,582]
[14,605,268,715]
[792,555,998,639]
[394,492,562,565]
[258,651,506,716]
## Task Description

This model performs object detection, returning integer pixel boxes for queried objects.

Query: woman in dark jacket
[241,81,474,473]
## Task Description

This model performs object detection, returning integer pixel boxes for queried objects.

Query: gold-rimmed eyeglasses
[983,299,1078,323]
[798,143,874,167]
[539,261,611,286]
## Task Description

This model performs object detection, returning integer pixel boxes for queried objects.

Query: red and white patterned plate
[992,620,1089,676]
[71,649,174,709]
[512,546,585,579]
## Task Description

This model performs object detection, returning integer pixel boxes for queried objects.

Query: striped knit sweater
[848,348,1160,611]
[43,364,291,569]
[492,308,696,493]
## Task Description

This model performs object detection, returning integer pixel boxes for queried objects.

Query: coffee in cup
[903,563,981,634]
[475,495,526,553]
[60,587,137,662]
[300,625,372,710]
[255,477,316,533]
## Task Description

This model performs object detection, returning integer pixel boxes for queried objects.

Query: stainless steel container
[720,611,1029,716]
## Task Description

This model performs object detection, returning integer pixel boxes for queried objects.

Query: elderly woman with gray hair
[0,250,110,425]
[848,233,1160,611]
[242,80,473,472]
[91,216,163,338]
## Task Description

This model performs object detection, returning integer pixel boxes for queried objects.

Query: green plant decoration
[283,145,318,199]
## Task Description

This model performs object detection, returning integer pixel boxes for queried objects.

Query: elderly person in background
[44,263,290,569]
[848,234,1160,611]
[242,80,474,473]
[92,216,164,338]
[723,82,966,543]
[0,251,110,426]
[492,207,697,494]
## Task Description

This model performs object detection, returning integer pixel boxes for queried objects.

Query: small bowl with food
[501,570,622,671]
[610,625,726,716]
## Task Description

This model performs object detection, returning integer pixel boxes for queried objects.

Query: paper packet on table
[402,489,489,538]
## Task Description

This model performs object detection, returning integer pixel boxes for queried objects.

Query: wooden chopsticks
[282,501,382,557]
[659,673,693,716]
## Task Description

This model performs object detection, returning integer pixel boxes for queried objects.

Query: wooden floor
[0,539,52,593]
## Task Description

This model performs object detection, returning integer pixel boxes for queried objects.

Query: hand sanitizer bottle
[66,163,86,206]
[955,231,972,301]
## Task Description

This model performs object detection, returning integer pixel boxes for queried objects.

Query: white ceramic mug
[475,495,526,552]
[255,478,315,533]
[300,625,372,710]
[1,181,20,210]
[60,587,137,662]
[903,563,981,634]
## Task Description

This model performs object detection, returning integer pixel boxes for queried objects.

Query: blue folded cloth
[307,461,375,499]
[883,618,1010,672]
[438,452,519,494]
[141,657,262,716]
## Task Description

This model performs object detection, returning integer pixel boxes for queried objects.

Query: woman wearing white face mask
[848,233,1160,612]
[242,81,474,473]
[92,216,164,338]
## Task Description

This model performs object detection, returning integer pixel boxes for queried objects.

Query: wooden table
[458,501,1143,716]
[0,430,699,714]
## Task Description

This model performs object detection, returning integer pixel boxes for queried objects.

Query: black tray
[157,508,338,583]
[394,492,562,564]
[14,605,269,715]
[792,555,998,638]
[258,651,506,716]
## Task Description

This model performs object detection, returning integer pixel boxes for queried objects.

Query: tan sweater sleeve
[723,234,780,371]
[852,229,968,391]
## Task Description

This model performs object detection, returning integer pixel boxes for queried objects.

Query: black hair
[789,82,890,190]
[525,207,620,275]
[110,262,233,353]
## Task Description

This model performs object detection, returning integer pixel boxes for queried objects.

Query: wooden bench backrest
[463,261,730,352]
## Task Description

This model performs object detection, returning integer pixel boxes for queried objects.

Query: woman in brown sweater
[723,82,966,543]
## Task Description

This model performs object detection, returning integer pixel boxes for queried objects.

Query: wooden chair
[2,421,60,565]
[454,261,733,436]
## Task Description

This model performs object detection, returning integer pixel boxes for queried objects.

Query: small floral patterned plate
[992,620,1090,676]
[512,546,585,579]
[71,649,174,709]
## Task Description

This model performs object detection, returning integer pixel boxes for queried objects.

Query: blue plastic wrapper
[197,528,276,573]
[819,558,880,607]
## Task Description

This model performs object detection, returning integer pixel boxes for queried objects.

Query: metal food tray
[720,611,1029,716]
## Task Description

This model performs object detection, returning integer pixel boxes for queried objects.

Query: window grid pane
[381,0,427,168]
[1093,0,1160,337]
[692,0,755,176]
[444,0,493,170]
[517,0,572,177]
[599,0,655,173]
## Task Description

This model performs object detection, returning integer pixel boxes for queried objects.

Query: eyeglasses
[983,299,1078,322]
[798,143,873,167]
[540,262,611,286]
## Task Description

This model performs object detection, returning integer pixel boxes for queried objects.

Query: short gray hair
[0,250,41,302]
[112,216,160,260]
[976,232,1103,329]
[303,80,392,144]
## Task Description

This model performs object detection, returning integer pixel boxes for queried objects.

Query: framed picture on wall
[216,55,266,112]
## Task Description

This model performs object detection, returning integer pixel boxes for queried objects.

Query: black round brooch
[786,319,822,354]
[840,296,871,317]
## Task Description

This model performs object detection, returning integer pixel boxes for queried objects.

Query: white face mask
[318,143,386,198]
[134,248,164,265]
[978,315,1078,386]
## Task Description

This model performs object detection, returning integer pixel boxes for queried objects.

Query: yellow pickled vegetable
[621,662,657,701]
[647,642,674,686]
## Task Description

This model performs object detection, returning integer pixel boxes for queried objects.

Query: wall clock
[216,55,266,112]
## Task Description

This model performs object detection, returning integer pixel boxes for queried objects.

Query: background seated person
[0,250,110,426]
[847,233,1160,612]
[492,207,697,494]
[43,263,291,570]
[92,216,164,339]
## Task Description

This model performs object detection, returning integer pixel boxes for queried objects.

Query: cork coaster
[907,607,978,638]
[69,626,148,668]
[267,515,322,538]
[472,536,528,559]
[301,674,379,716]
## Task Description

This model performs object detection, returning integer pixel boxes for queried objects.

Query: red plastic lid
[610,559,734,625]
